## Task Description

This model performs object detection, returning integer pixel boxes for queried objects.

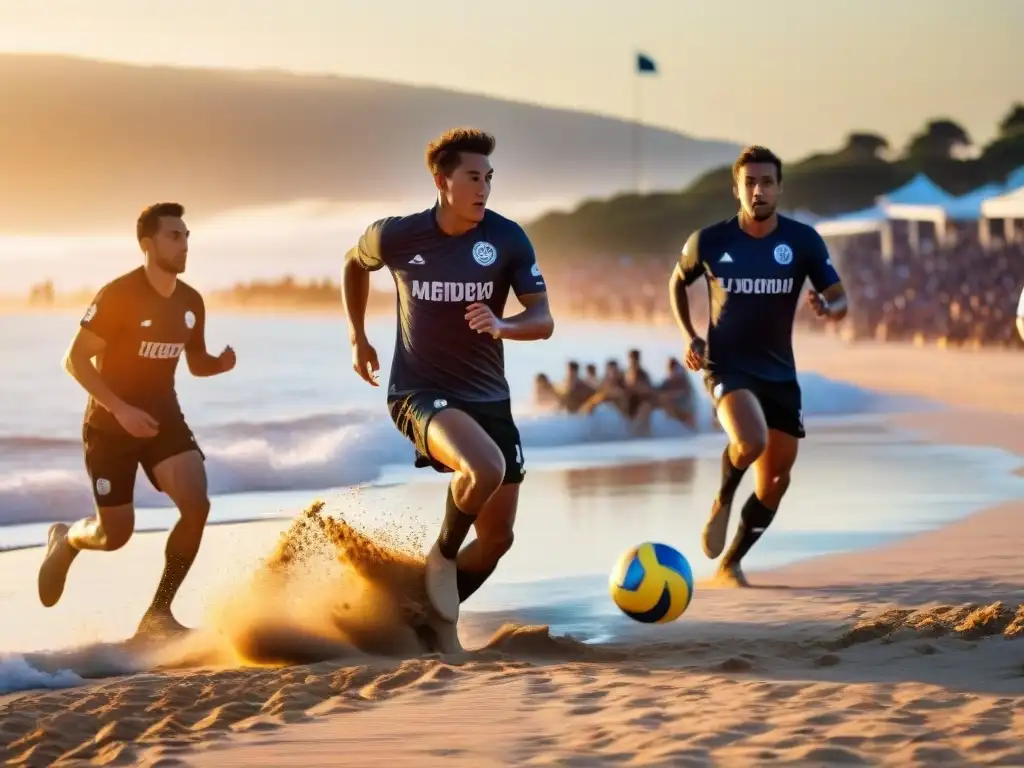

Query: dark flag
[636,53,657,74]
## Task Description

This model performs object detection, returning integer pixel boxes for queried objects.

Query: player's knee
[465,454,506,501]
[98,520,134,551]
[733,436,767,466]
[771,471,792,498]
[178,495,211,528]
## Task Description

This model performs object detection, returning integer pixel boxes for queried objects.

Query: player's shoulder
[371,208,435,239]
[777,214,825,246]
[482,209,531,245]
[175,278,204,305]
[684,216,739,258]
[97,266,145,299]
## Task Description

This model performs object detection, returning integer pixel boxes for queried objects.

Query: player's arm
[184,295,232,376]
[63,288,129,414]
[668,230,705,343]
[805,230,848,321]
[342,218,391,344]
[496,232,554,341]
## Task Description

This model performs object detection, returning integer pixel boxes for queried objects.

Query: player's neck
[143,262,177,298]
[434,202,478,237]
[738,211,778,238]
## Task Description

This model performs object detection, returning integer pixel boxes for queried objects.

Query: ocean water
[0,310,891,536]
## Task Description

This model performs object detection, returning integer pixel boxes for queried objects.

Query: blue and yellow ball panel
[609,542,694,624]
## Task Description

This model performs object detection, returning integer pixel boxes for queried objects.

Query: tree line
[524,103,1024,259]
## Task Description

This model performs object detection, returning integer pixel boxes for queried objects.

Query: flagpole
[632,66,641,194]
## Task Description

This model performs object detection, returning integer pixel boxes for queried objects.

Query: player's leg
[455,484,518,602]
[37,427,138,607]
[423,408,506,622]
[702,376,769,560]
[716,382,804,586]
[136,426,210,637]
[451,407,525,604]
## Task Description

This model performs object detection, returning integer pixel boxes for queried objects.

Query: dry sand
[2,335,1023,767]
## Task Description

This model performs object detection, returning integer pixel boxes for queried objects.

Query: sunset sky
[0,0,1020,158]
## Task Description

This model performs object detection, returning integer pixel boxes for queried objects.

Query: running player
[342,128,553,624]
[668,146,847,586]
[38,202,236,639]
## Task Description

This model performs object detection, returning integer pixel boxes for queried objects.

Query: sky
[0,0,1021,159]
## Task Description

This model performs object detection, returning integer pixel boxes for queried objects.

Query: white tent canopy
[981,186,1024,219]
[877,173,956,205]
[814,173,954,237]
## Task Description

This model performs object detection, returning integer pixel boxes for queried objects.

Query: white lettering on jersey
[138,341,185,359]
[718,277,795,295]
[411,280,495,303]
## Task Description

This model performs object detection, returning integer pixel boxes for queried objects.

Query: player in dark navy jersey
[669,146,848,587]
[343,128,553,630]
[38,203,236,640]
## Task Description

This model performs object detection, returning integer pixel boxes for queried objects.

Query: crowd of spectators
[540,228,1024,350]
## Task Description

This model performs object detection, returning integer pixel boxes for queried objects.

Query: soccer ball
[609,542,694,623]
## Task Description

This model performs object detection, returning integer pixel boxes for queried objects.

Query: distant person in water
[657,357,697,429]
[533,373,562,409]
[556,361,597,413]
[622,349,656,435]
[37,202,236,641]
[342,127,554,635]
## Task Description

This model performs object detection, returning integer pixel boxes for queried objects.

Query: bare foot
[702,497,734,560]
[38,523,78,607]
[424,541,460,623]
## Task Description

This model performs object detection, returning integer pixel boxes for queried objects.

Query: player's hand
[112,403,160,439]
[216,345,236,373]
[465,302,506,338]
[684,337,707,372]
[806,290,830,318]
[351,336,380,387]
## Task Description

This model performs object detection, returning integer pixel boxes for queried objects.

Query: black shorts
[388,392,525,485]
[82,420,205,507]
[703,372,805,439]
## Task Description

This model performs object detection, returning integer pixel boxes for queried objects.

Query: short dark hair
[568,360,579,372]
[732,146,783,183]
[137,202,185,242]
[425,128,496,177]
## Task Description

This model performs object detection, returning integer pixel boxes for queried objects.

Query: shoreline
[1,337,1023,765]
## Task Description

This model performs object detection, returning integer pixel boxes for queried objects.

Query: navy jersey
[679,215,841,381]
[79,267,206,431]
[352,206,546,401]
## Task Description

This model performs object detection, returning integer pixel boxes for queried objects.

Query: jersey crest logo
[773,243,793,265]
[530,263,541,277]
[184,310,196,329]
[472,241,498,266]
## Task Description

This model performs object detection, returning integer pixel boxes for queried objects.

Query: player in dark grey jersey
[669,146,848,587]
[38,203,236,640]
[342,128,554,627]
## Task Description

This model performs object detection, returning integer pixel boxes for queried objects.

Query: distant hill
[524,107,1024,258]
[0,55,742,234]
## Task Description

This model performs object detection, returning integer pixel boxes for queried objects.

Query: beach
[0,328,1022,766]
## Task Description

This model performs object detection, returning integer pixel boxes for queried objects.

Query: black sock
[456,563,498,603]
[148,551,195,615]
[718,445,747,502]
[437,485,476,560]
[721,494,777,568]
